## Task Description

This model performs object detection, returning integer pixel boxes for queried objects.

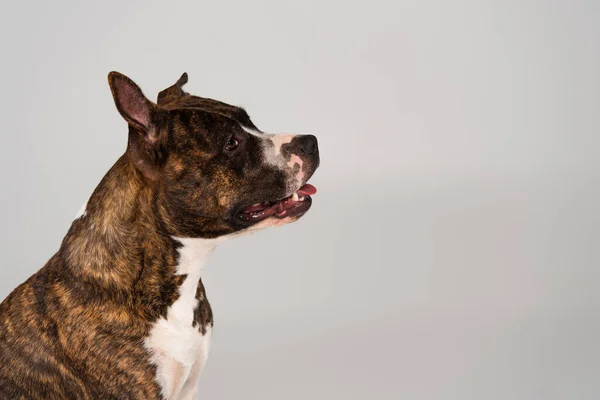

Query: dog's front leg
[150,349,191,400]
[176,360,205,400]
[177,327,213,400]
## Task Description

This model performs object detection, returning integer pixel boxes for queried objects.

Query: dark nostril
[300,135,318,155]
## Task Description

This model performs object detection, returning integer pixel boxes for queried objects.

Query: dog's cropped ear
[157,72,189,106]
[108,72,156,131]
[108,72,166,180]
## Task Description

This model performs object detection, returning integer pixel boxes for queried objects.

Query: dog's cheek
[208,168,240,211]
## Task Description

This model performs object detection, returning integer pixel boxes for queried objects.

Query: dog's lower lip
[236,185,316,223]
[237,196,312,222]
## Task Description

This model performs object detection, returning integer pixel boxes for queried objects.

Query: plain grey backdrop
[1,0,599,399]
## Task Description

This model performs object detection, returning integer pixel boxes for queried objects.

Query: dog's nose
[300,135,318,155]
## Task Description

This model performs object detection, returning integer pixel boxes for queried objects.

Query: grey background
[1,0,599,399]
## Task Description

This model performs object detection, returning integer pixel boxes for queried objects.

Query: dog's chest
[144,238,216,399]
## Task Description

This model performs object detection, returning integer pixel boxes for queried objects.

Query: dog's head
[108,72,319,238]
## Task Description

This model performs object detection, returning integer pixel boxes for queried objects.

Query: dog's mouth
[236,184,317,224]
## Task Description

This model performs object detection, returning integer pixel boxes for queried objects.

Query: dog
[0,72,319,399]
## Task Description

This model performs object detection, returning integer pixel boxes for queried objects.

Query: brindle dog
[0,72,319,399]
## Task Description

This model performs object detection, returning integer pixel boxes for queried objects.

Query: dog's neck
[58,155,216,320]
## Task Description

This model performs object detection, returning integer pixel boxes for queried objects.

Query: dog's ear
[108,72,166,180]
[157,72,189,106]
[108,72,156,131]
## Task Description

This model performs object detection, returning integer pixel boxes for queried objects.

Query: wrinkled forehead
[162,95,258,131]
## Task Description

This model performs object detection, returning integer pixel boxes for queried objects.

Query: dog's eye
[225,137,239,151]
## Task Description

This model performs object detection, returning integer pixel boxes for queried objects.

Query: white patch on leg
[145,237,221,400]
[177,325,213,400]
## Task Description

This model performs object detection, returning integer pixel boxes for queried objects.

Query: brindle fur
[0,72,317,399]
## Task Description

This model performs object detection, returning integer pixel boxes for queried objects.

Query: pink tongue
[297,183,317,196]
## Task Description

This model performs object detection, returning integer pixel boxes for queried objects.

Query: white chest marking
[144,237,219,400]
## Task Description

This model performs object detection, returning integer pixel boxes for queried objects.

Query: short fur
[0,72,319,399]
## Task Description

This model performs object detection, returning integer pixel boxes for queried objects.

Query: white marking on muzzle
[241,124,304,189]
[287,154,305,184]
